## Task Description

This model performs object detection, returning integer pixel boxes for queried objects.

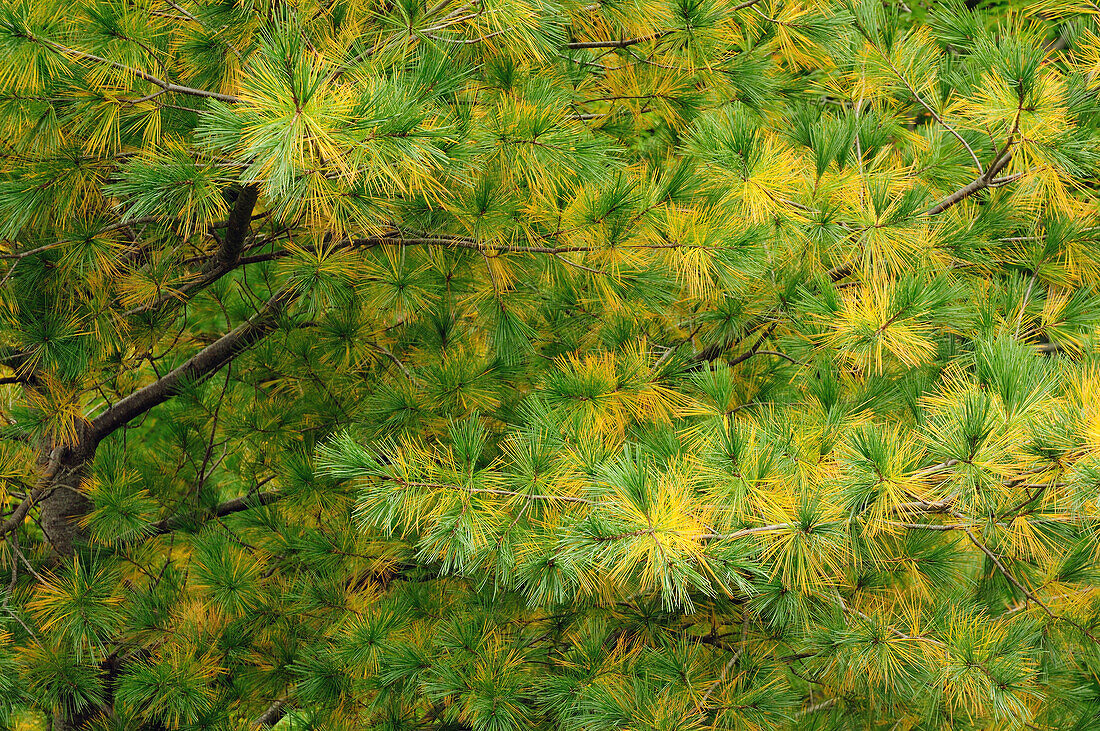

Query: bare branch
[216,185,260,267]
[0,450,61,538]
[386,477,593,504]
[868,43,984,174]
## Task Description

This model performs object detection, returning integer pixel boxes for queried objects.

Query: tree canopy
[3,0,1100,728]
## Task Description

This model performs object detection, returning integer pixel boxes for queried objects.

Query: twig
[31,36,239,103]
[960,527,1100,645]
[387,477,593,504]
[753,350,806,366]
[1014,272,1038,338]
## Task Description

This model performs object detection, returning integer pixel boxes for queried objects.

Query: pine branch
[88,285,299,447]
[122,186,262,318]
[697,524,793,540]
[120,257,247,318]
[29,35,240,103]
[566,31,672,49]
[386,477,593,504]
[753,350,806,366]
[923,97,1021,216]
[0,450,61,538]
[215,185,260,268]
[727,321,780,366]
[143,480,280,540]
[798,698,839,717]
[254,697,288,728]
[922,149,1014,216]
[962,528,1048,613]
[690,321,778,366]
[963,527,1100,644]
[860,34,984,174]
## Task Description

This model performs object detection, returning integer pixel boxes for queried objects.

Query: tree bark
[255,697,288,728]
[216,184,259,267]
[38,463,92,556]
[34,287,299,731]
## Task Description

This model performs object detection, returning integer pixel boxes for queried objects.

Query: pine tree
[2,0,1100,727]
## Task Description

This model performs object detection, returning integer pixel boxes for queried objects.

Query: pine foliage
[1,0,1100,728]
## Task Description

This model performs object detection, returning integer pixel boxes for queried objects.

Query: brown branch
[690,319,781,367]
[387,477,592,504]
[727,321,780,366]
[826,261,855,281]
[591,527,654,542]
[0,241,66,260]
[753,350,806,366]
[31,36,240,103]
[959,525,1100,646]
[912,458,961,476]
[233,234,598,268]
[216,185,259,267]
[697,524,792,541]
[240,229,776,266]
[922,148,1014,216]
[122,185,261,318]
[255,697,288,728]
[960,527,1100,644]
[145,484,281,539]
[0,450,61,538]
[566,31,671,49]
[864,39,984,174]
[923,94,1018,218]
[89,285,299,447]
[121,264,235,318]
[650,322,706,374]
[115,189,263,317]
[962,528,1058,617]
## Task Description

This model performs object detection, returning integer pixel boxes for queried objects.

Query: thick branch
[255,698,287,728]
[0,451,60,538]
[217,185,259,267]
[122,186,261,318]
[89,286,298,447]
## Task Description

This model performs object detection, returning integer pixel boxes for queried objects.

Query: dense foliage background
[2,0,1100,728]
